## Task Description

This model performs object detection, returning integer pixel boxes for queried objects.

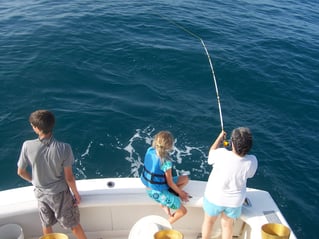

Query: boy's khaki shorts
[35,188,80,229]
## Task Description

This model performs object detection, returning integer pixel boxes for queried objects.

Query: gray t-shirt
[17,137,74,194]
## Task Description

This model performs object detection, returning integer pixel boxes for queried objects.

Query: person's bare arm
[64,166,81,204]
[17,168,32,183]
[210,130,226,151]
[165,169,189,202]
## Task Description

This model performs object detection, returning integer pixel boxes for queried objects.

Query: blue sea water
[1,0,318,238]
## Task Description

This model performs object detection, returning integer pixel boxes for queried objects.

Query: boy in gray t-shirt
[17,110,87,239]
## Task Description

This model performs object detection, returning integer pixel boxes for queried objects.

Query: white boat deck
[0,178,296,239]
[30,231,204,239]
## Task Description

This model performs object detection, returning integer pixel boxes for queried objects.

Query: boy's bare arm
[64,166,81,204]
[17,167,32,183]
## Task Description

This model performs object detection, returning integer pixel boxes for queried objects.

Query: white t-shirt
[204,148,258,207]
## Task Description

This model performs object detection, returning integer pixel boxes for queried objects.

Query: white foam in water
[123,127,154,177]
[74,126,210,179]
[81,140,93,158]
[122,126,208,178]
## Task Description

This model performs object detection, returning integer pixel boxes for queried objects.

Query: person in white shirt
[201,127,258,239]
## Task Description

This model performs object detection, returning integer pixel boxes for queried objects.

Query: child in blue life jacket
[140,130,189,224]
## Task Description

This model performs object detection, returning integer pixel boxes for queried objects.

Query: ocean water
[1,0,318,238]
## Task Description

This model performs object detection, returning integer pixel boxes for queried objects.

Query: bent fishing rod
[157,15,227,142]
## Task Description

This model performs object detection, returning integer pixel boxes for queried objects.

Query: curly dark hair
[231,127,253,156]
[29,110,55,134]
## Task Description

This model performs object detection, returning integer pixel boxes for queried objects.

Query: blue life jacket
[140,147,169,191]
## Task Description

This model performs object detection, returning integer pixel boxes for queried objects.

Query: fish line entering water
[156,14,225,132]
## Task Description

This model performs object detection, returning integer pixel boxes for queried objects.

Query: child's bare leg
[176,175,189,189]
[160,204,172,216]
[42,226,53,235]
[168,205,187,224]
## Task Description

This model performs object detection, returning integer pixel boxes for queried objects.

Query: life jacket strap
[142,166,166,185]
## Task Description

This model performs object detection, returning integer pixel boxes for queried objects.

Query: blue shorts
[203,197,241,219]
[146,176,181,210]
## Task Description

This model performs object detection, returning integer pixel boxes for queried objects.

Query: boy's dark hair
[29,110,55,134]
[231,127,253,157]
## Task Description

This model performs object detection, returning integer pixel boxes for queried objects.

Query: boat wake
[75,126,210,180]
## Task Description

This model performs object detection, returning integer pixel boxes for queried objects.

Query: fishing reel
[223,139,231,148]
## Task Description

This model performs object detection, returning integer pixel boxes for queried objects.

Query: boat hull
[0,178,296,239]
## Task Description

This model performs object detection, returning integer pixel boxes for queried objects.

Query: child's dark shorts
[34,188,80,229]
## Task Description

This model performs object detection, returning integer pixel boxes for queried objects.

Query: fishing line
[157,15,225,132]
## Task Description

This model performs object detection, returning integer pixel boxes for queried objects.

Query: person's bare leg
[168,205,187,224]
[176,175,189,189]
[71,224,87,239]
[161,204,172,216]
[220,212,234,239]
[42,226,53,235]
[201,213,218,239]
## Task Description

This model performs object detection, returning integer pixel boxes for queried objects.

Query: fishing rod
[158,15,228,146]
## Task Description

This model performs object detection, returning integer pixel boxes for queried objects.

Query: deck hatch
[263,210,282,223]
